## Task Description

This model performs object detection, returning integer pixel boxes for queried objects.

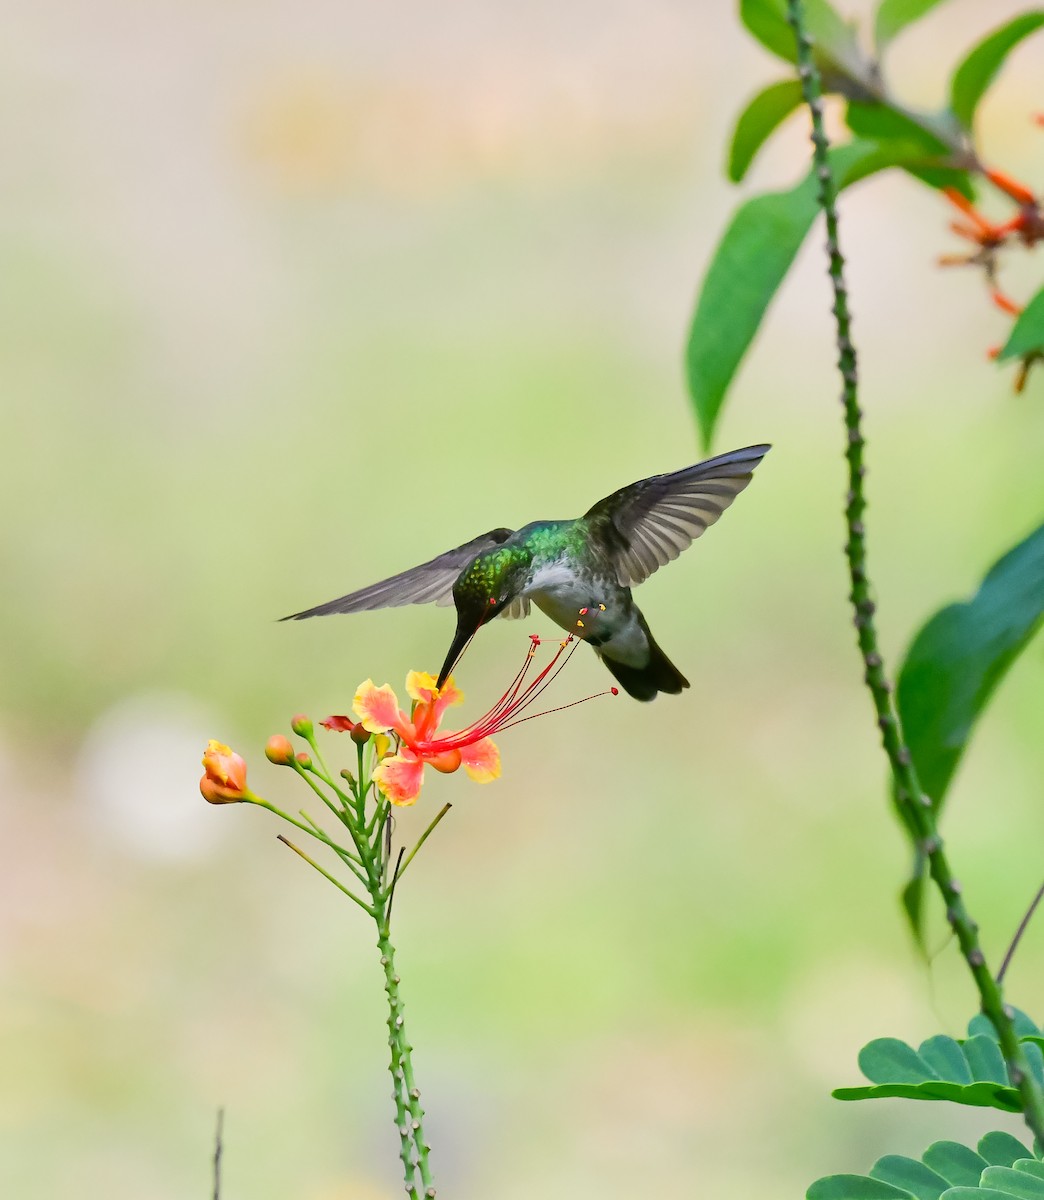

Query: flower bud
[295,751,312,769]
[201,776,244,805]
[265,735,295,765]
[428,749,462,774]
[350,723,371,745]
[200,739,248,802]
[290,713,313,738]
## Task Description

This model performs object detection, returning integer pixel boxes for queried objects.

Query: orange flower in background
[200,739,249,804]
[351,671,500,806]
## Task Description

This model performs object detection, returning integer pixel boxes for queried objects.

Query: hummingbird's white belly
[525,562,649,667]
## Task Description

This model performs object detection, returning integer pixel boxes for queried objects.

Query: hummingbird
[283,443,770,701]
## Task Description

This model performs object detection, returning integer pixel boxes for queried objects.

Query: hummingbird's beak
[436,622,475,691]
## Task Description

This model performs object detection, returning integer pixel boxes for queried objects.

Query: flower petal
[320,714,356,732]
[373,752,426,806]
[353,680,402,733]
[406,670,464,717]
[460,737,500,784]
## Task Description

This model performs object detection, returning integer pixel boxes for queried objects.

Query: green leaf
[808,1176,914,1200]
[923,1142,989,1188]
[969,1010,1042,1041]
[875,0,952,50]
[728,80,805,182]
[871,1156,951,1200]
[897,523,1044,814]
[919,1036,973,1084]
[845,100,974,197]
[950,11,1044,131]
[859,1038,939,1084]
[687,138,902,445]
[997,287,1044,363]
[740,0,860,68]
[833,1081,1022,1111]
[846,102,948,150]
[941,1190,1032,1199]
[964,1035,1009,1085]
[980,1134,1035,1168]
[809,1138,1042,1200]
[979,1168,1044,1198]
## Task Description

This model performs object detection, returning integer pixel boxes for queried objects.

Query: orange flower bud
[295,751,312,769]
[201,739,248,803]
[290,713,313,737]
[265,735,295,765]
[428,749,462,774]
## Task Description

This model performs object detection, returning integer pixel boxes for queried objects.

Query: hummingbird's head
[454,548,521,629]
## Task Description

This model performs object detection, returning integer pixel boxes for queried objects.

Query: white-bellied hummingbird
[283,443,770,700]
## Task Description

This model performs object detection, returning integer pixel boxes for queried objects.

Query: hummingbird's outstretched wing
[584,444,770,588]
[281,528,515,619]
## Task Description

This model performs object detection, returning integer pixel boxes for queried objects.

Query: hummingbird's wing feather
[584,444,770,587]
[282,528,515,619]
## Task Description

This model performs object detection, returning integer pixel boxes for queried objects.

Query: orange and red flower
[350,671,501,806]
[323,635,608,806]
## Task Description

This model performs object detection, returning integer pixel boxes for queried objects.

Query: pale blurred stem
[787,0,1044,1146]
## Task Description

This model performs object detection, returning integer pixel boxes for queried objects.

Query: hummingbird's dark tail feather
[597,619,689,702]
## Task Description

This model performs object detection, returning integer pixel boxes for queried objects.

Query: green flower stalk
[199,637,615,1194]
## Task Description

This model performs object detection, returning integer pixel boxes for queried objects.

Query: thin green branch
[277,835,375,916]
[247,797,362,867]
[998,879,1044,985]
[290,758,371,863]
[786,0,1044,1146]
[395,804,452,886]
[298,810,369,886]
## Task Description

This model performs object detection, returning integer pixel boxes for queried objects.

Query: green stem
[377,929,436,1198]
[786,0,1044,1147]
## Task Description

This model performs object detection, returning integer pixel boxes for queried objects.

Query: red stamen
[414,635,601,754]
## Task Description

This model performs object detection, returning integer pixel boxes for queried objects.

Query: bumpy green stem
[786,0,1044,1145]
[378,930,436,1198]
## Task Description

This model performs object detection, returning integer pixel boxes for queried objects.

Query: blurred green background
[3,1,1043,1196]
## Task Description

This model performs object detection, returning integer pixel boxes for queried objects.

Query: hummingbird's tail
[597,614,689,701]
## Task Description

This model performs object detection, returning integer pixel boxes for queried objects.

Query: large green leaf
[923,1143,990,1188]
[896,523,1044,814]
[808,1136,1042,1200]
[875,0,953,50]
[997,287,1044,363]
[740,0,861,70]
[949,11,1044,131]
[808,1177,913,1199]
[832,1013,1044,1113]
[871,1156,954,1200]
[687,138,906,446]
[845,100,973,195]
[728,79,805,182]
